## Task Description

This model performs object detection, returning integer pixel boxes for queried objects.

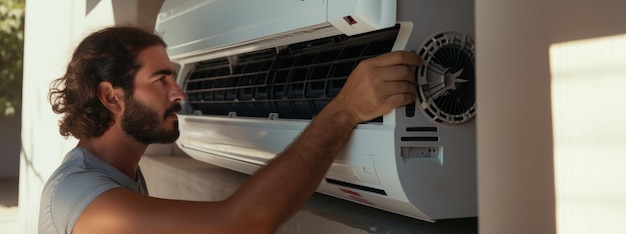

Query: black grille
[183,25,401,121]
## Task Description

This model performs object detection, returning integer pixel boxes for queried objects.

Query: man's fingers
[381,81,417,104]
[376,64,415,82]
[386,93,416,107]
[367,51,424,67]
[377,80,416,96]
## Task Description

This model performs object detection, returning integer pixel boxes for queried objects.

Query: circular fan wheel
[416,32,476,124]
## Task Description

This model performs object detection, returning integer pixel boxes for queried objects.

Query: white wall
[476,0,626,233]
[21,1,79,232]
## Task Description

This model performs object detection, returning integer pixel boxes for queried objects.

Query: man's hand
[330,51,423,125]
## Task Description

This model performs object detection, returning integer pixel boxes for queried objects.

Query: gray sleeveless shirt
[38,147,148,234]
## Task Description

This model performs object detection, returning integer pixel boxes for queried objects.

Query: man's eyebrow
[150,69,177,77]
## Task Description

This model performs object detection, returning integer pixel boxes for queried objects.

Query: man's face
[121,45,184,144]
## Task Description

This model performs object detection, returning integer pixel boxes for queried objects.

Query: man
[39,26,422,233]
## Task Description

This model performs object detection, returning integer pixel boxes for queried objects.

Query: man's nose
[171,81,185,102]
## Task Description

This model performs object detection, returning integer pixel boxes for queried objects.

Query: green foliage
[0,0,25,116]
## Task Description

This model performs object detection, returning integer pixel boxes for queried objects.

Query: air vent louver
[416,32,476,124]
[184,25,401,121]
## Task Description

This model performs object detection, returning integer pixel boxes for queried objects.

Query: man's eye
[158,76,166,82]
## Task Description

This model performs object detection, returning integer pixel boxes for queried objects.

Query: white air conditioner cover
[157,0,476,222]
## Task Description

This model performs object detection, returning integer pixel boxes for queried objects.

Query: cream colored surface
[476,0,626,233]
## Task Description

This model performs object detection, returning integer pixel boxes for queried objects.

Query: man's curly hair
[49,26,166,139]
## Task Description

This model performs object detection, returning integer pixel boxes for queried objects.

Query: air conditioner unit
[156,0,476,222]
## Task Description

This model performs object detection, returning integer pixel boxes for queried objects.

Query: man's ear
[97,81,124,114]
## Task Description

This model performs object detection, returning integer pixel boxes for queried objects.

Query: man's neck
[77,132,147,180]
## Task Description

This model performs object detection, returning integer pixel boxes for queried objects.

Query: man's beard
[121,96,181,144]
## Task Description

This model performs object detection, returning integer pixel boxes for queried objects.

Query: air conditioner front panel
[162,0,477,222]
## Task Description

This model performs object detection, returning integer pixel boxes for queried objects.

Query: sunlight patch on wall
[550,34,626,234]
